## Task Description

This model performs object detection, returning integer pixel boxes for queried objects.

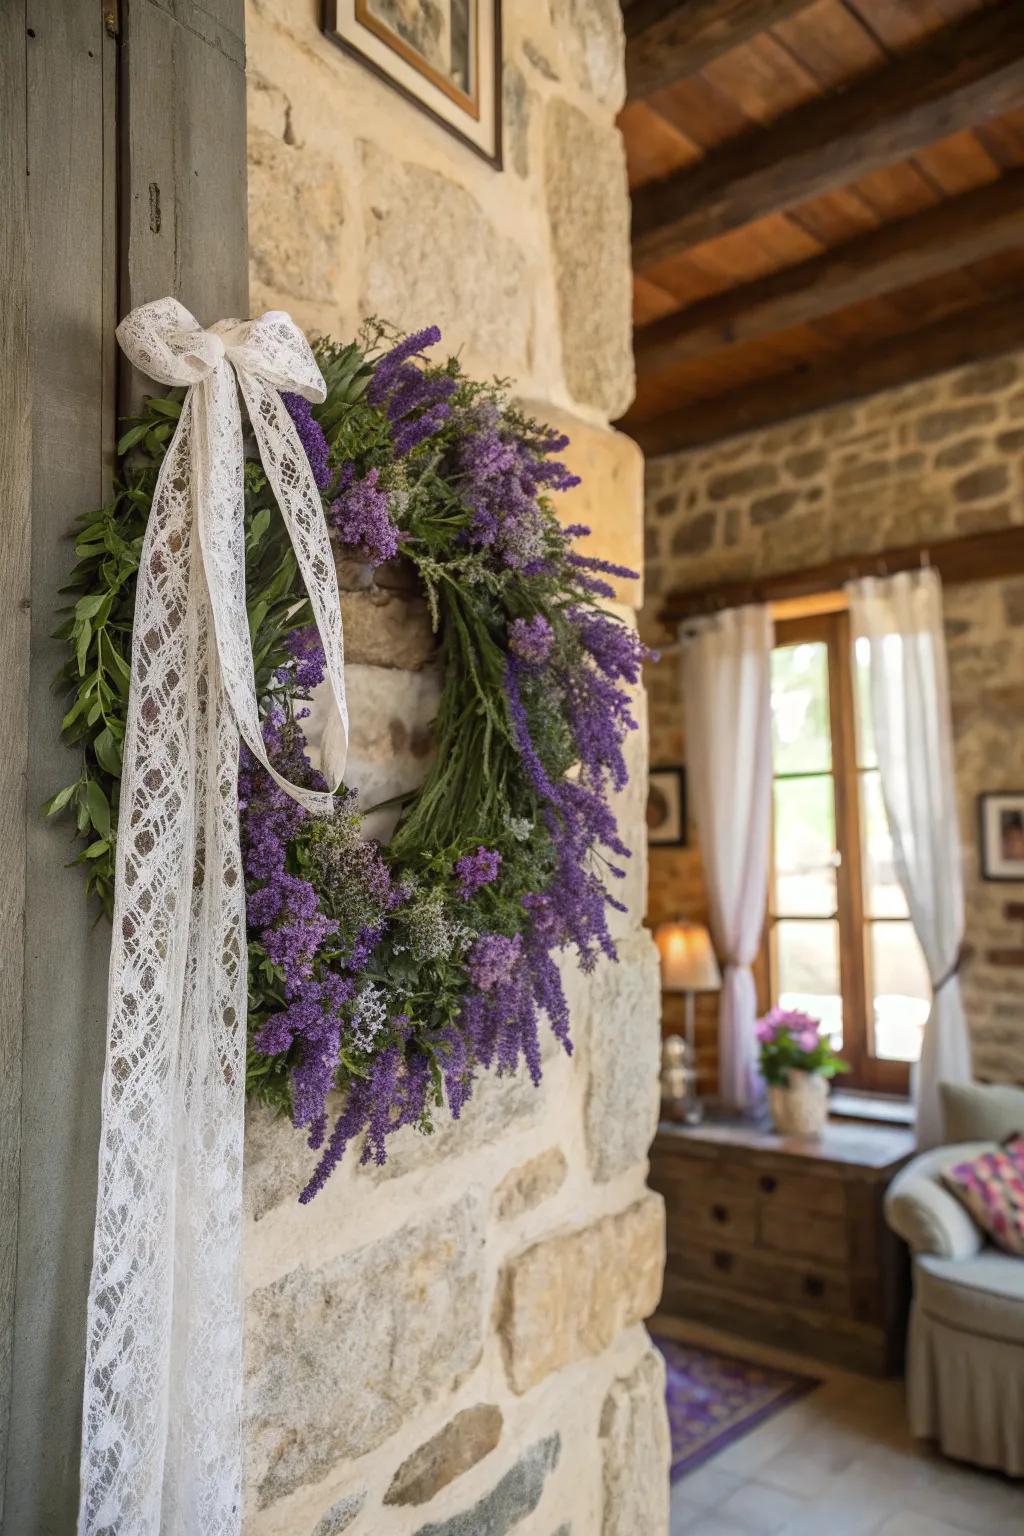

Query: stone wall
[242,3,667,1533]
[642,355,1024,1089]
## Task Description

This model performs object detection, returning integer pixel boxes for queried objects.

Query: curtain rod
[658,525,1024,628]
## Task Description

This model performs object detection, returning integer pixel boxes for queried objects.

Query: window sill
[829,1089,915,1128]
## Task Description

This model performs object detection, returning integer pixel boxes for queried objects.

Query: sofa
[884,1082,1024,1477]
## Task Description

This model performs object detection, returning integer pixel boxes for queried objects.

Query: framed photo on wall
[979,792,1024,881]
[648,767,687,848]
[323,0,503,167]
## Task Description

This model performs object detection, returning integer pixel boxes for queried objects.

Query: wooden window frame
[764,610,911,1097]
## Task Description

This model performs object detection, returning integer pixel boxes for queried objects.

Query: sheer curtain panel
[682,605,774,1109]
[847,569,972,1147]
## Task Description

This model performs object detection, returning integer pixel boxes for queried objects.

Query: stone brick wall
[242,3,667,1534]
[642,355,1024,1090]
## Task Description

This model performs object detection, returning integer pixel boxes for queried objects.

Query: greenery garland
[48,322,647,1200]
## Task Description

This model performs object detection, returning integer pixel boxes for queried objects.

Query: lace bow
[79,298,348,1535]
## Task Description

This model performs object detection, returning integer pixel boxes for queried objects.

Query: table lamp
[654,918,721,1124]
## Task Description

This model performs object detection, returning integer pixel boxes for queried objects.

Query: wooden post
[0,2,248,1528]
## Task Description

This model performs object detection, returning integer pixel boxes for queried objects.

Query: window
[765,609,929,1094]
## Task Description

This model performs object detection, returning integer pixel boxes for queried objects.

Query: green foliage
[47,392,315,916]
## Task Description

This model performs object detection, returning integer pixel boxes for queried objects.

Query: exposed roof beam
[660,527,1024,625]
[635,171,1024,375]
[626,291,1024,456]
[632,2,1024,268]
[625,0,815,100]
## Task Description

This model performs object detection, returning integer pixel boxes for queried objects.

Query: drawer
[750,1168,845,1217]
[757,1202,849,1265]
[667,1240,852,1317]
[660,1187,758,1247]
[650,1154,759,1204]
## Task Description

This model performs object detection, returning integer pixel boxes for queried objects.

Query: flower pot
[767,1069,829,1136]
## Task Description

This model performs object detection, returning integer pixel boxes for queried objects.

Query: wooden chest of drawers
[650,1118,916,1375]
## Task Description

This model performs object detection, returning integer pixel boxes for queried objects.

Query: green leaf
[82,839,110,860]
[93,727,122,777]
[146,396,182,419]
[117,422,149,455]
[84,779,111,839]
[76,619,92,676]
[75,593,107,621]
[43,783,78,817]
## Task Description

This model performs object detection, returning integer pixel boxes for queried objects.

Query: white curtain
[847,569,972,1147]
[682,606,774,1109]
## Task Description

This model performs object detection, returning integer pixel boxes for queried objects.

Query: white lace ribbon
[79,298,348,1535]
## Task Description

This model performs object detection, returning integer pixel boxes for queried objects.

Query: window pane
[870,922,929,1063]
[772,776,837,917]
[775,919,843,1049]
[771,642,831,775]
[861,770,908,919]
[853,635,877,770]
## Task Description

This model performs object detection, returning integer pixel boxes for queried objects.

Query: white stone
[599,1348,670,1536]
[584,936,661,1182]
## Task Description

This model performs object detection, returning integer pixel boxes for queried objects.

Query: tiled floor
[657,1317,1024,1536]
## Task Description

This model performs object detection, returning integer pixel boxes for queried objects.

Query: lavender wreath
[49,323,648,1200]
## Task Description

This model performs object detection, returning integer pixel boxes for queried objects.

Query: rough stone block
[360,141,531,379]
[544,100,632,417]
[498,1194,665,1393]
[517,404,643,607]
[245,1194,486,1507]
[493,1148,568,1221]
[311,1492,365,1536]
[584,937,661,1182]
[413,1435,561,1536]
[552,0,626,107]
[385,1405,504,1507]
[599,1348,670,1536]
[339,585,437,671]
[248,129,348,305]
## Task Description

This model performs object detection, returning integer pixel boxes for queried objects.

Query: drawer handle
[759,1175,777,1194]
[711,1203,729,1224]
[803,1275,825,1299]
[712,1250,734,1273]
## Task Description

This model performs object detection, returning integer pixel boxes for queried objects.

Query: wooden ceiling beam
[635,171,1024,375]
[627,290,1024,457]
[660,527,1024,625]
[632,3,1024,268]
[625,0,816,101]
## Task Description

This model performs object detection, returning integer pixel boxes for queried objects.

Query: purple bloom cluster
[454,845,501,899]
[283,391,331,491]
[368,325,456,458]
[456,405,580,571]
[277,625,327,693]
[329,465,399,566]
[508,615,554,666]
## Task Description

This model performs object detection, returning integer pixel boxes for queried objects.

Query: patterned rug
[653,1334,819,1481]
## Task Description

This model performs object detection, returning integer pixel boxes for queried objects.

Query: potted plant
[756,1008,846,1136]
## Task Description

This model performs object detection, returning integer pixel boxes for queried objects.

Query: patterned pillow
[941,1136,1024,1257]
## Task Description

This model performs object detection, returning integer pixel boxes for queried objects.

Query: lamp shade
[654,919,722,993]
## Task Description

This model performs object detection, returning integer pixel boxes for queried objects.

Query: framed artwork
[648,767,687,848]
[323,0,503,167]
[979,792,1024,881]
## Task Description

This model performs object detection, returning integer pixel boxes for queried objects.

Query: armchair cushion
[917,1250,1024,1344]
[941,1136,1024,1257]
[885,1144,990,1259]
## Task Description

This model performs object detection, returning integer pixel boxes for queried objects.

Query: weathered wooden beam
[661,527,1024,625]
[627,291,1024,456]
[632,2,1024,267]
[635,171,1024,375]
[625,0,815,100]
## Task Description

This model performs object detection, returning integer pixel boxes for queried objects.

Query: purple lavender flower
[367,327,442,404]
[454,845,502,899]
[277,625,327,692]
[329,467,399,566]
[508,615,554,667]
[467,932,522,991]
[283,391,331,491]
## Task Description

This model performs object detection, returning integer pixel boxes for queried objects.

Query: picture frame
[978,792,1024,882]
[648,767,687,848]
[322,0,503,168]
